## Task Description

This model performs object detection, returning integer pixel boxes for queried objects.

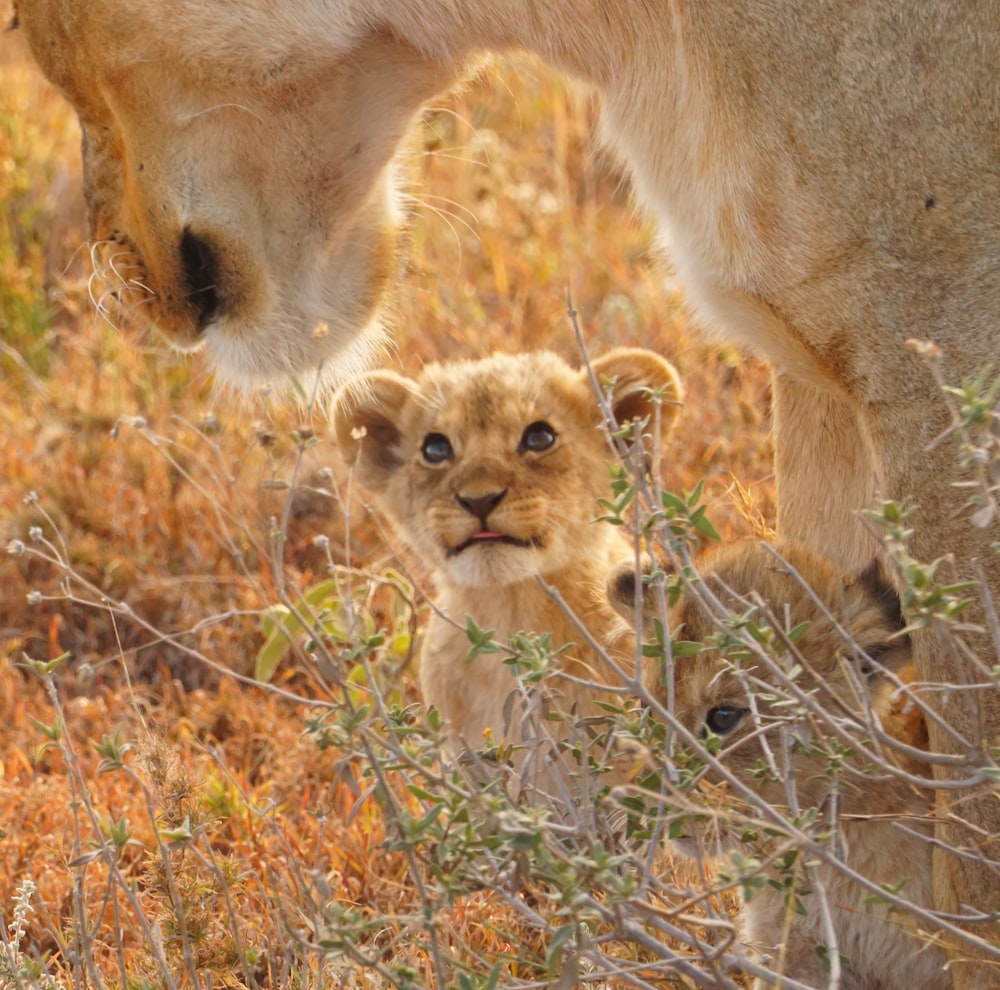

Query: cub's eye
[519,421,557,453]
[703,706,746,737]
[421,433,454,464]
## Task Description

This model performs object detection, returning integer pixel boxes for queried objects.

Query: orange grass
[0,28,771,989]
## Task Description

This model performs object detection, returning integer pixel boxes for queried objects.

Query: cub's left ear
[606,553,665,625]
[588,348,683,441]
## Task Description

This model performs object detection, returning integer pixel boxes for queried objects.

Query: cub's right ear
[331,372,420,490]
[588,347,684,441]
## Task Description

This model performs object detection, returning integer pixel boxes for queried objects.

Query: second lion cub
[332,347,681,800]
[611,540,947,989]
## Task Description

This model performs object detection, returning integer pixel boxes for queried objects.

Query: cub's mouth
[447,532,541,557]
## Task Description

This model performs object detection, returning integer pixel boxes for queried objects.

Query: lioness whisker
[403,193,478,250]
[54,239,96,279]
[409,190,480,224]
[107,254,147,279]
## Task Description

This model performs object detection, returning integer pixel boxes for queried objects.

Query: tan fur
[613,539,949,989]
[15,1,1000,974]
[331,347,681,798]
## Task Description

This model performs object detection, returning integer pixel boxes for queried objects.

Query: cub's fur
[611,540,947,990]
[332,348,681,796]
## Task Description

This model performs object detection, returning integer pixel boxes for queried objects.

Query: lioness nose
[456,490,506,524]
[180,227,221,330]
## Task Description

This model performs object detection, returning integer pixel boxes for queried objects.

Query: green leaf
[465,615,499,661]
[260,604,291,639]
[544,924,576,972]
[255,628,292,683]
[20,651,71,678]
[691,507,720,541]
[29,714,62,742]
[159,815,194,846]
[670,639,704,658]
[787,620,811,644]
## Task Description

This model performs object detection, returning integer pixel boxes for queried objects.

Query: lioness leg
[869,403,1000,989]
[919,623,1000,990]
[772,374,881,573]
[775,374,1000,984]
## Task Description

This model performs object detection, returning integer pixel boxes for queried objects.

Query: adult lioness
[14,0,1000,977]
[611,539,949,989]
[332,347,681,803]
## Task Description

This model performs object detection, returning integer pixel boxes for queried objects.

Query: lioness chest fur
[332,347,681,793]
[612,539,947,990]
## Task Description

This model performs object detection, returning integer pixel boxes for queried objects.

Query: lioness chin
[14,1,1000,977]
[611,539,949,990]
[331,347,681,805]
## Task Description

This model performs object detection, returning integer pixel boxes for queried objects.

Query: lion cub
[332,348,681,798]
[611,539,947,990]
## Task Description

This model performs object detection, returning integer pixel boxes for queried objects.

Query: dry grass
[0,30,778,990]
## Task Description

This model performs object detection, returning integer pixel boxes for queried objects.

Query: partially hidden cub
[609,539,948,990]
[332,348,682,800]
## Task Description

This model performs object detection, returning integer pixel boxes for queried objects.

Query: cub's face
[332,348,681,587]
[619,540,912,821]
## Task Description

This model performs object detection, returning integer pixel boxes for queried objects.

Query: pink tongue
[473,531,503,540]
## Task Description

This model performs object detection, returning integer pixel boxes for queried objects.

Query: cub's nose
[456,490,507,525]
[179,227,222,330]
